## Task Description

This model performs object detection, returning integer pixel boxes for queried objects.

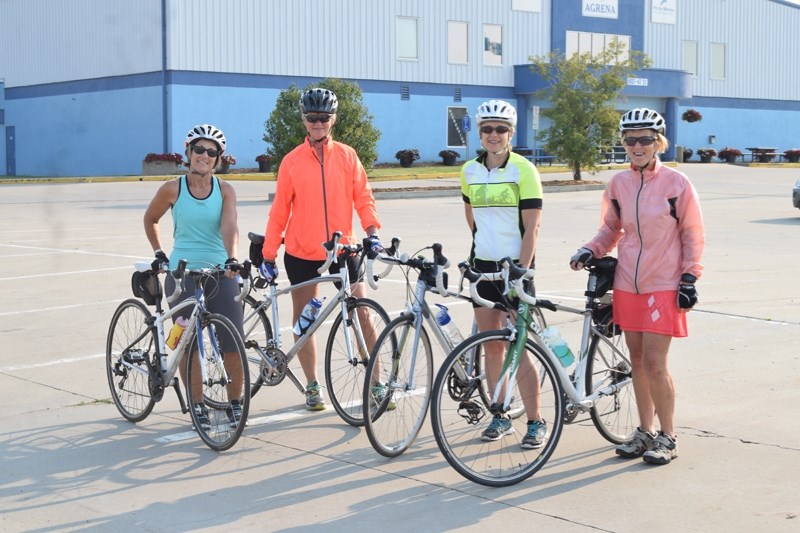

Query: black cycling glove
[677,273,698,309]
[151,250,169,271]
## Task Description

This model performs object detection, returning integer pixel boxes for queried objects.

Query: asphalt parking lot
[1,164,798,532]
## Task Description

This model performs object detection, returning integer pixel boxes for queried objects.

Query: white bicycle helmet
[184,124,227,151]
[476,100,517,127]
[619,108,665,134]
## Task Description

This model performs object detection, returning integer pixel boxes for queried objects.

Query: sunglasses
[622,136,658,147]
[304,114,333,124]
[191,145,220,157]
[480,125,511,135]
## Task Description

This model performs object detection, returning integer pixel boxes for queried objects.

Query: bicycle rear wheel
[242,295,274,399]
[324,297,390,426]
[431,331,564,487]
[363,314,433,458]
[586,328,638,444]
[106,299,157,422]
[186,313,250,451]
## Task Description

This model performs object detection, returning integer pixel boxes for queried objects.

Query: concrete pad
[1,164,799,532]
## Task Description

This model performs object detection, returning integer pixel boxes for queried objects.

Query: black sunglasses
[622,136,658,147]
[480,125,511,135]
[304,114,333,124]
[192,145,220,157]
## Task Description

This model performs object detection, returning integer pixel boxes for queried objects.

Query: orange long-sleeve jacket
[263,137,381,261]
[583,159,705,294]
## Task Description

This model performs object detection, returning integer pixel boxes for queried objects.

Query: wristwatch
[680,273,697,284]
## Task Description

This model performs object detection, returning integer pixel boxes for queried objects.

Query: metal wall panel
[167,0,550,88]
[0,0,163,88]
[645,0,800,101]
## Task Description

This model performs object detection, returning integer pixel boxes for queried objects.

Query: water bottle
[541,326,575,367]
[435,304,464,347]
[166,316,189,350]
[293,297,323,336]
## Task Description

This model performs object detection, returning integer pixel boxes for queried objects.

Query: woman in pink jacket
[570,108,705,465]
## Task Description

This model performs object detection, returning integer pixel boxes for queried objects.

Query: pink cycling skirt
[612,289,688,338]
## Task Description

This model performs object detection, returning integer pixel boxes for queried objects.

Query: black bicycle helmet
[299,88,338,114]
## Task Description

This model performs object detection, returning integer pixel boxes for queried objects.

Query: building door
[5,126,14,176]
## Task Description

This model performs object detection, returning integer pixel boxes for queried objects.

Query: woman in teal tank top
[143,124,245,428]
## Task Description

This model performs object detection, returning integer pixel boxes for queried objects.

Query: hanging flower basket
[681,109,702,123]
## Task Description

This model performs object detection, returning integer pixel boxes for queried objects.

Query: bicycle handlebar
[459,257,538,310]
[365,237,402,290]
[134,258,251,305]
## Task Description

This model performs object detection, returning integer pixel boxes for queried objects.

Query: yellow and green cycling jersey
[460,151,543,262]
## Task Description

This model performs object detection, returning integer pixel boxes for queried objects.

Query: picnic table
[746,147,778,163]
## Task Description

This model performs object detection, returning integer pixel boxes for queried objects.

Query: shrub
[255,154,273,163]
[438,150,460,159]
[221,154,236,166]
[263,78,380,174]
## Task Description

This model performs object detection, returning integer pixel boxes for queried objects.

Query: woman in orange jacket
[262,88,383,410]
[570,108,705,465]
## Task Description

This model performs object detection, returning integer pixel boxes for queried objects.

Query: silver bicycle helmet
[184,124,227,151]
[476,100,517,127]
[300,88,338,114]
[619,108,665,134]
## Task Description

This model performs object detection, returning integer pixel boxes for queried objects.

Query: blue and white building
[1,0,799,176]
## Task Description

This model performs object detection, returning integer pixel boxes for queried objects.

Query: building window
[512,0,541,12]
[483,24,503,66]
[566,31,630,62]
[448,21,468,64]
[397,17,418,60]
[710,42,726,80]
[682,41,698,76]
[447,107,468,148]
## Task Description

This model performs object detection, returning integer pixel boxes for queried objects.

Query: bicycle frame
[466,261,631,415]
[243,234,383,394]
[118,270,234,401]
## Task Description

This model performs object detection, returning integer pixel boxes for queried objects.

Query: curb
[268,183,605,202]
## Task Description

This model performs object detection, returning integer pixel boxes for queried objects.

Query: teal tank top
[169,175,227,269]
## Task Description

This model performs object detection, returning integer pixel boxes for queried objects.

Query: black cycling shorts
[284,251,362,288]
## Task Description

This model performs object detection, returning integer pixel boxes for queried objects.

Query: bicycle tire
[363,314,434,458]
[324,297,390,426]
[106,298,158,422]
[186,313,250,451]
[431,330,565,487]
[586,328,638,444]
[242,294,273,399]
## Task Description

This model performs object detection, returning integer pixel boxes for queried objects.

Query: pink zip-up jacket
[583,159,704,294]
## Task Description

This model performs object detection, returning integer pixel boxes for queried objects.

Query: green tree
[263,78,380,174]
[529,40,651,180]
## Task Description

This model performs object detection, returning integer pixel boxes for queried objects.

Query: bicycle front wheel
[106,299,157,422]
[431,331,564,487]
[586,328,638,444]
[324,297,390,426]
[242,294,273,399]
[363,314,434,458]
[186,313,251,452]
